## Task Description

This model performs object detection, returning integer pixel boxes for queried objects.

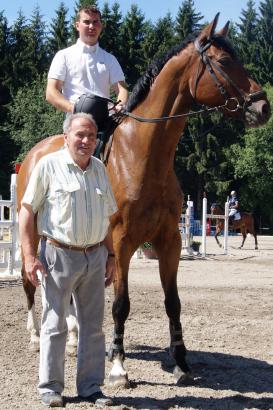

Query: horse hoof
[173,366,193,385]
[108,374,129,388]
[29,341,40,352]
[66,345,77,357]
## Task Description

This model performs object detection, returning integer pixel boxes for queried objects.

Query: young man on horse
[46,5,128,132]
[228,190,240,224]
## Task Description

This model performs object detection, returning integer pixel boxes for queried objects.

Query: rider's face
[76,11,103,46]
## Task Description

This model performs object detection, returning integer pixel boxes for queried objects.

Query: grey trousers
[38,241,107,397]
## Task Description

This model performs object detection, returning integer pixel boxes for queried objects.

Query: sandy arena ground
[1,235,273,409]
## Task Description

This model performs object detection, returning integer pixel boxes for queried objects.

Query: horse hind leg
[254,234,258,250]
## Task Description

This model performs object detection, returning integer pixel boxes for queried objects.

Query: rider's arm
[46,78,74,113]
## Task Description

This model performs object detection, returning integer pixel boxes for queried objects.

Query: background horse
[17,15,270,386]
[210,203,258,249]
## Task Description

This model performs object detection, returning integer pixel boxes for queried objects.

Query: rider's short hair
[76,6,102,22]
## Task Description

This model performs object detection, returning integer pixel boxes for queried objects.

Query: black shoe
[81,391,113,407]
[41,392,63,407]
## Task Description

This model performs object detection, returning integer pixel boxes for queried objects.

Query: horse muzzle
[243,93,271,128]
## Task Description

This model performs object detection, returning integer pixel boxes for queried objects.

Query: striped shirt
[22,147,118,247]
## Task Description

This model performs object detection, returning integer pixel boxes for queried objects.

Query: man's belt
[42,236,102,253]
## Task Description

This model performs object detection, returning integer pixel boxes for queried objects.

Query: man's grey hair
[63,113,98,134]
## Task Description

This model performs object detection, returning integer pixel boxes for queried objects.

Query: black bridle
[118,37,266,124]
[193,38,266,114]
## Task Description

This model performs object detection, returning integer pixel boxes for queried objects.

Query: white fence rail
[0,174,21,276]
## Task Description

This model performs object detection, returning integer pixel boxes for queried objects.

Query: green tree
[237,0,259,79]
[9,11,32,93]
[100,2,123,58]
[175,0,203,41]
[7,75,63,161]
[141,13,176,66]
[47,2,70,57]
[0,12,11,106]
[28,6,48,75]
[229,85,273,228]
[256,0,273,84]
[119,4,146,88]
[175,111,244,214]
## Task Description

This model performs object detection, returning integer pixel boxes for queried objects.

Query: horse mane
[126,33,237,112]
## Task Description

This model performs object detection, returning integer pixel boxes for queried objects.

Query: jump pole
[201,197,229,257]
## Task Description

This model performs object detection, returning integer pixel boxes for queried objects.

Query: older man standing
[19,113,117,407]
[46,5,128,130]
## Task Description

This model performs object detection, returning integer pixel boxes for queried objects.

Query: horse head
[188,14,271,127]
[210,203,223,214]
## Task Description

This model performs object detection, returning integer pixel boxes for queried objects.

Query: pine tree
[9,11,33,93]
[175,0,203,41]
[47,2,70,57]
[237,0,259,79]
[0,12,11,106]
[100,2,122,58]
[119,4,146,88]
[28,5,48,75]
[256,0,273,84]
[141,13,176,66]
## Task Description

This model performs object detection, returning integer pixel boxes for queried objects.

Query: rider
[228,190,240,224]
[46,5,128,150]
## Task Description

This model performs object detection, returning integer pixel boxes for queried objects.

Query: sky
[0,0,261,27]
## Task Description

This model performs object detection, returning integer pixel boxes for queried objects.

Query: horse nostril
[262,103,270,116]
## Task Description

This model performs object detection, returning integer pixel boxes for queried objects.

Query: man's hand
[24,256,47,288]
[105,255,116,287]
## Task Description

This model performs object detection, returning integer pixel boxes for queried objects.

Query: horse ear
[198,13,220,43]
[217,21,230,37]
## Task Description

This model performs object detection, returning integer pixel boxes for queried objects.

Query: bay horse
[210,203,258,250]
[17,15,270,385]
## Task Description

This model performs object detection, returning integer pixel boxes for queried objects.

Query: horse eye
[218,57,231,67]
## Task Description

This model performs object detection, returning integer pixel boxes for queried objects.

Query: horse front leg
[156,232,192,385]
[214,227,222,248]
[66,296,78,356]
[239,228,247,248]
[108,245,131,387]
[22,268,40,351]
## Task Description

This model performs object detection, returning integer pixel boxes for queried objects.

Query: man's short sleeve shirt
[48,39,125,103]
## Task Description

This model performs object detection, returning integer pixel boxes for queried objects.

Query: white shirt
[22,147,118,247]
[48,39,125,102]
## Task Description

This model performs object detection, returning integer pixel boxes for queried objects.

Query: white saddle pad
[234,212,241,221]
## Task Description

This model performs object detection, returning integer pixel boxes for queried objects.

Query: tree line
[0,0,273,230]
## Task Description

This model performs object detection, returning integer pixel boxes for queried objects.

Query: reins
[110,36,266,124]
[120,99,238,123]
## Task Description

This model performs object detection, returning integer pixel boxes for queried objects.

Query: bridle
[193,37,266,114]
[118,37,266,124]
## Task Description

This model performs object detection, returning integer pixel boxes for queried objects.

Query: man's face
[76,11,103,45]
[65,117,97,168]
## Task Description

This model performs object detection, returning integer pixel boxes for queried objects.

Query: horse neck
[129,51,193,172]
